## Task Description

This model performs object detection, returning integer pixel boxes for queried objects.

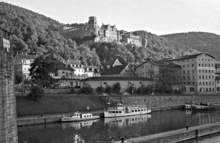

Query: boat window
[113,111,115,113]
[135,110,137,112]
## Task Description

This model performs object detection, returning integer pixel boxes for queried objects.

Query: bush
[70,87,75,93]
[96,86,105,94]
[105,85,112,95]
[81,84,93,94]
[113,82,121,95]
[28,85,44,101]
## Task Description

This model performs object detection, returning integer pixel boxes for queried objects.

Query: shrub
[96,86,105,94]
[113,82,121,95]
[28,85,44,101]
[105,85,112,95]
[70,87,75,93]
[81,84,93,94]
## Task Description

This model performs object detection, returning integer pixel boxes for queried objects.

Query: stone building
[135,60,182,89]
[0,27,18,143]
[64,16,142,45]
[168,53,216,94]
[122,32,142,46]
[82,77,154,92]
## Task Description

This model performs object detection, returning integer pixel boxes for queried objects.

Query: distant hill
[133,30,198,59]
[163,32,220,60]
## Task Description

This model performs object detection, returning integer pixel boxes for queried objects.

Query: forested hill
[134,31,198,58]
[0,2,198,66]
[163,32,220,60]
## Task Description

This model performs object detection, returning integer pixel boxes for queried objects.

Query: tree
[81,84,93,94]
[113,82,121,95]
[157,66,176,93]
[28,85,44,101]
[105,85,112,95]
[96,86,105,94]
[29,55,57,87]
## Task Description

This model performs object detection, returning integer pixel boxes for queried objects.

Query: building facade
[122,32,142,46]
[82,77,154,92]
[14,54,36,79]
[169,53,216,94]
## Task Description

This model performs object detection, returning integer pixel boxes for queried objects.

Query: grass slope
[16,96,108,117]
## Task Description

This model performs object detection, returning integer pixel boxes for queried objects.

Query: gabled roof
[135,60,167,69]
[66,59,81,65]
[101,65,127,75]
[135,60,181,69]
[101,58,124,68]
[168,53,215,61]
[82,77,153,81]
[16,54,37,60]
[55,61,73,71]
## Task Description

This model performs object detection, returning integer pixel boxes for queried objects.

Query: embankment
[17,94,220,117]
[115,122,220,143]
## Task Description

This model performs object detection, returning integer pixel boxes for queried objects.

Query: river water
[18,110,220,143]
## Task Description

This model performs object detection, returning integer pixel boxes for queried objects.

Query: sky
[2,0,220,35]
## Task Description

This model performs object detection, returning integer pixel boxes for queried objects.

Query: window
[3,38,10,52]
[190,87,194,92]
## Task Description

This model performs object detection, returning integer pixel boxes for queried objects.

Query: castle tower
[88,16,98,36]
[0,27,18,143]
[88,16,98,28]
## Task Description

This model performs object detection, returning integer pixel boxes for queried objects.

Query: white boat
[61,111,100,122]
[104,102,151,118]
[104,114,151,127]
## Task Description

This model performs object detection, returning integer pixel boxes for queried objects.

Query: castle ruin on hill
[64,16,147,47]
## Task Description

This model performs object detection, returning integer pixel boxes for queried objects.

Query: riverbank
[17,94,220,117]
[115,122,220,143]
[17,105,184,126]
[16,95,108,117]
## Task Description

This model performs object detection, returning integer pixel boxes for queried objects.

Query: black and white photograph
[0,0,220,143]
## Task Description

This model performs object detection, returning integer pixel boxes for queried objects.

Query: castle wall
[0,36,18,143]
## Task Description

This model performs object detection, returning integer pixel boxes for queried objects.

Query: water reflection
[62,119,100,130]
[18,110,220,143]
[104,114,151,128]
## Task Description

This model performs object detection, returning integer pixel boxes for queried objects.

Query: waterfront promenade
[115,122,220,143]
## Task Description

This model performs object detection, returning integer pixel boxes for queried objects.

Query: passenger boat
[61,111,100,122]
[104,102,151,118]
[185,103,218,110]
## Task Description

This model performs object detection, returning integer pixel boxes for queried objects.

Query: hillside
[0,2,199,66]
[163,32,220,60]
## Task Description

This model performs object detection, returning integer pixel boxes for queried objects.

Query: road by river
[18,109,220,143]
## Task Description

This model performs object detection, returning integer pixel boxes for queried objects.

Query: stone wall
[107,95,220,108]
[0,37,18,143]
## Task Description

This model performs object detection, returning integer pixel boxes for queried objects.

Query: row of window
[199,69,214,73]
[198,75,215,80]
[199,87,215,92]
[199,81,215,86]
[198,63,214,67]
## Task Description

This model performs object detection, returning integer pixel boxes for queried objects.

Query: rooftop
[82,76,153,81]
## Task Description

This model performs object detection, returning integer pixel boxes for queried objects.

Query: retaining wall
[115,122,220,143]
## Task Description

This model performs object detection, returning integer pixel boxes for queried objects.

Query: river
[18,109,220,143]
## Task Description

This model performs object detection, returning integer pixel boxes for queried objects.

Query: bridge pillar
[0,28,18,143]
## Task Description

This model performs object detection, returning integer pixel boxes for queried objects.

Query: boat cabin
[81,113,93,118]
